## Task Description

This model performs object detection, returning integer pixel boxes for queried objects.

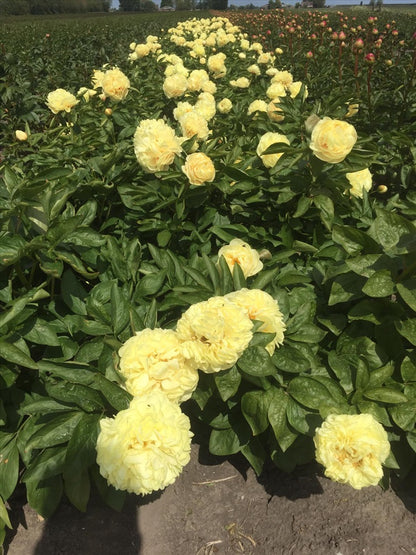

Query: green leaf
[250,268,279,290]
[110,283,130,336]
[389,403,416,431]
[45,382,104,413]
[362,270,395,298]
[288,376,339,413]
[395,319,416,346]
[183,266,212,291]
[328,273,366,306]
[286,397,309,434]
[22,446,66,483]
[21,318,60,347]
[202,253,220,294]
[373,208,416,253]
[241,390,271,436]
[92,374,131,411]
[240,438,266,476]
[0,496,11,529]
[286,323,326,343]
[237,346,276,377]
[272,344,310,374]
[209,424,250,456]
[26,411,83,450]
[0,440,19,500]
[218,255,234,295]
[313,195,334,231]
[214,366,241,402]
[63,413,100,512]
[135,270,166,297]
[367,362,394,388]
[267,388,291,449]
[90,466,126,512]
[397,279,416,313]
[401,354,416,382]
[232,262,246,290]
[0,235,27,266]
[332,225,380,255]
[61,269,87,316]
[0,340,38,369]
[364,388,408,404]
[26,475,63,518]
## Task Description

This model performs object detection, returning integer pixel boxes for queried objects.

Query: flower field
[1,6,416,544]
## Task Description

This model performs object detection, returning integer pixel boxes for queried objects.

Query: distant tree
[175,0,192,9]
[369,0,375,9]
[160,0,174,6]
[119,0,141,10]
[312,0,325,6]
[268,0,281,7]
[142,0,157,10]
[211,0,227,9]
[376,0,383,10]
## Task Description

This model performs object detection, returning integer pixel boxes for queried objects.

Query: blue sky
[112,0,415,8]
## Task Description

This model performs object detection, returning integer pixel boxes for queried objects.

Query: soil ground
[5,443,416,555]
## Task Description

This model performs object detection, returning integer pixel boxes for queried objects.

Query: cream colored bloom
[163,74,188,99]
[187,69,210,92]
[218,238,263,278]
[266,82,286,100]
[134,43,151,58]
[201,80,217,94]
[134,119,182,173]
[345,103,359,118]
[92,69,105,89]
[346,168,372,198]
[96,392,193,495]
[77,87,97,102]
[101,68,130,101]
[257,132,290,168]
[225,289,285,355]
[314,413,390,489]
[118,328,199,403]
[288,81,308,99]
[176,296,253,373]
[217,98,233,113]
[15,130,28,141]
[207,53,227,78]
[248,64,261,76]
[247,99,268,116]
[271,70,293,87]
[179,111,210,141]
[230,77,250,88]
[310,117,357,164]
[267,100,285,123]
[173,102,194,121]
[182,152,215,186]
[46,88,79,114]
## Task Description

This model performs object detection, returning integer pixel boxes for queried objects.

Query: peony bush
[0,7,416,544]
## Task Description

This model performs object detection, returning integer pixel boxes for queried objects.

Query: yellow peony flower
[92,69,105,89]
[187,69,210,92]
[247,99,268,116]
[101,68,130,102]
[310,117,357,164]
[15,130,28,141]
[178,111,210,141]
[346,168,372,198]
[176,296,253,373]
[118,328,199,403]
[314,413,390,490]
[96,392,193,495]
[248,64,261,76]
[217,98,233,114]
[345,103,359,118]
[133,119,183,173]
[182,152,215,186]
[257,132,290,168]
[225,289,285,355]
[266,82,286,100]
[271,70,293,87]
[46,88,79,114]
[207,53,227,78]
[217,238,263,278]
[288,81,308,99]
[163,73,188,99]
[230,77,250,89]
[267,100,285,123]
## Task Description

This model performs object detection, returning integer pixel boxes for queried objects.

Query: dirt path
[5,444,416,555]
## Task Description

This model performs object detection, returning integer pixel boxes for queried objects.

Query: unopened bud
[104,108,112,116]
[305,113,321,134]
[377,185,388,193]
[15,130,28,141]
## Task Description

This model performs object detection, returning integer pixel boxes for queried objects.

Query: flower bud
[365,53,376,64]
[15,130,28,141]
[305,113,321,134]
[104,108,112,116]
[377,185,388,193]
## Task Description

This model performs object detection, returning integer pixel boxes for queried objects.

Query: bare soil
[5,443,416,555]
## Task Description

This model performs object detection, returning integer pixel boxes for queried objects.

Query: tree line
[0,0,110,15]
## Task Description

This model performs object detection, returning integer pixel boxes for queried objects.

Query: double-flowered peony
[257,132,290,168]
[176,296,253,373]
[182,152,216,186]
[217,238,263,278]
[96,392,193,495]
[346,168,372,198]
[101,68,130,101]
[225,289,285,355]
[310,117,357,164]
[46,88,79,114]
[118,328,199,403]
[134,119,183,173]
[314,413,390,489]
